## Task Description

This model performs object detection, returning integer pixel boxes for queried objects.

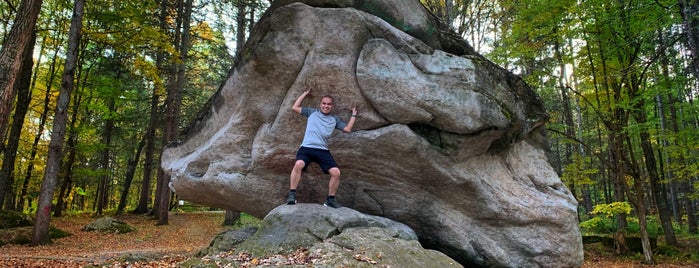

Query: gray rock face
[236,204,417,255]
[199,226,258,257]
[161,1,583,267]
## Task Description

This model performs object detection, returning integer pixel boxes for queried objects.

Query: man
[286,88,357,208]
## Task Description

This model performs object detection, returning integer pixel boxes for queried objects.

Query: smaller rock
[196,204,462,267]
[82,217,135,234]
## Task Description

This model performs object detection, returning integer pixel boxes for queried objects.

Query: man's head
[319,95,334,115]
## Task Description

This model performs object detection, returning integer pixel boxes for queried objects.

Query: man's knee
[329,167,341,177]
[293,160,306,170]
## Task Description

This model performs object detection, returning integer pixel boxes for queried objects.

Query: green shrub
[624,216,663,237]
[580,216,616,235]
[654,243,679,256]
[580,214,666,237]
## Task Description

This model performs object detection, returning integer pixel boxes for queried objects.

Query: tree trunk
[31,0,83,245]
[620,63,654,261]
[625,150,654,263]
[96,95,115,215]
[569,37,594,214]
[678,0,699,79]
[157,0,192,225]
[682,180,698,233]
[610,81,630,255]
[635,200,655,264]
[663,51,698,233]
[236,0,246,53]
[645,96,677,245]
[53,90,83,218]
[610,132,629,255]
[18,29,61,211]
[554,38,577,203]
[117,137,145,215]
[0,31,35,210]
[155,0,178,224]
[224,210,241,225]
[133,88,158,214]
[0,0,43,141]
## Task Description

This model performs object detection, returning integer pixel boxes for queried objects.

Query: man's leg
[287,160,306,204]
[324,167,342,208]
[327,167,341,196]
[290,160,305,190]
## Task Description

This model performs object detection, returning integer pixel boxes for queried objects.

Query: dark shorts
[296,146,338,174]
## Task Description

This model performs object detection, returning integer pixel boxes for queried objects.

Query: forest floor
[1,211,698,267]
[0,211,227,267]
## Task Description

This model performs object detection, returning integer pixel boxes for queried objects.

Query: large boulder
[161,0,583,267]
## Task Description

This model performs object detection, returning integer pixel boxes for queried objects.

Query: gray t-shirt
[300,107,347,150]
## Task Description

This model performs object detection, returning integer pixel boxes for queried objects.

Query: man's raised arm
[342,105,358,133]
[292,89,311,114]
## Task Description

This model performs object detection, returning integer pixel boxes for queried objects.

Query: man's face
[320,97,333,115]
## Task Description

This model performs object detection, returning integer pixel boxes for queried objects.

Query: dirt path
[0,212,227,267]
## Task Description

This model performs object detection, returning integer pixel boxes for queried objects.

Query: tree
[31,0,84,245]
[0,31,36,210]
[0,0,43,204]
[156,0,194,225]
[678,0,699,79]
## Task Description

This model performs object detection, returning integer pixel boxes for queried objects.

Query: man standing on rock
[286,88,358,208]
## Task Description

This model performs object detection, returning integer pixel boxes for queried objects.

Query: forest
[0,0,697,265]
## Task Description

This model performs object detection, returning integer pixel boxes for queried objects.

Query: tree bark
[31,0,83,245]
[624,147,654,263]
[224,210,241,225]
[118,137,145,215]
[0,0,43,141]
[157,0,192,225]
[18,29,62,211]
[53,89,83,218]
[554,38,577,204]
[133,87,158,214]
[678,0,699,79]
[648,30,679,245]
[682,180,698,233]
[0,31,35,210]
[236,0,246,53]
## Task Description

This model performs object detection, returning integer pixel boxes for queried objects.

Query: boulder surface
[199,204,461,267]
[161,0,583,267]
